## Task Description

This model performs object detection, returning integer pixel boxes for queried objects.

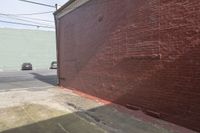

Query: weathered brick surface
[56,0,200,131]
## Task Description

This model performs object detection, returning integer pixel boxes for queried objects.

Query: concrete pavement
[0,70,196,133]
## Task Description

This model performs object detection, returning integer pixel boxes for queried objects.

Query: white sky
[0,0,68,31]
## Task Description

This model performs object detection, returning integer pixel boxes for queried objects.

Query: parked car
[50,61,57,69]
[21,63,32,70]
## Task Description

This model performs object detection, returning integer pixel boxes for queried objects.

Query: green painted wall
[0,28,56,70]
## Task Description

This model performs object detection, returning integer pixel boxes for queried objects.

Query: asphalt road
[0,69,57,91]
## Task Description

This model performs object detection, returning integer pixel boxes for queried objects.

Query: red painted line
[60,86,111,105]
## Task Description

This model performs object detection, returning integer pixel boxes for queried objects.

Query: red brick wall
[56,0,200,131]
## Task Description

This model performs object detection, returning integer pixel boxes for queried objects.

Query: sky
[0,0,68,31]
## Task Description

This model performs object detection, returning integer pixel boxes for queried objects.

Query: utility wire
[0,13,54,24]
[0,13,54,23]
[16,16,54,23]
[3,11,54,16]
[0,16,54,27]
[0,20,54,29]
[18,0,56,8]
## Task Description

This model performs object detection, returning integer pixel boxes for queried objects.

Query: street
[0,69,57,91]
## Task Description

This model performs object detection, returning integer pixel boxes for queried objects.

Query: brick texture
[56,0,200,131]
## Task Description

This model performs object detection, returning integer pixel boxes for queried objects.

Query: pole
[55,4,58,10]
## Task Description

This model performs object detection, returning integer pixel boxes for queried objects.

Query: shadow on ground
[31,73,58,86]
[0,72,58,92]
[0,103,175,133]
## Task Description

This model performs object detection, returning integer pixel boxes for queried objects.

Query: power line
[0,13,54,23]
[18,0,56,8]
[0,14,54,26]
[0,20,55,29]
[0,15,54,27]
[3,11,54,16]
[14,16,54,23]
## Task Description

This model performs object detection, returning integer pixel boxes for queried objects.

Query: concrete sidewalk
[0,86,196,133]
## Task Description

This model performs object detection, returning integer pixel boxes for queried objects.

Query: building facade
[0,28,56,70]
[54,0,200,131]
